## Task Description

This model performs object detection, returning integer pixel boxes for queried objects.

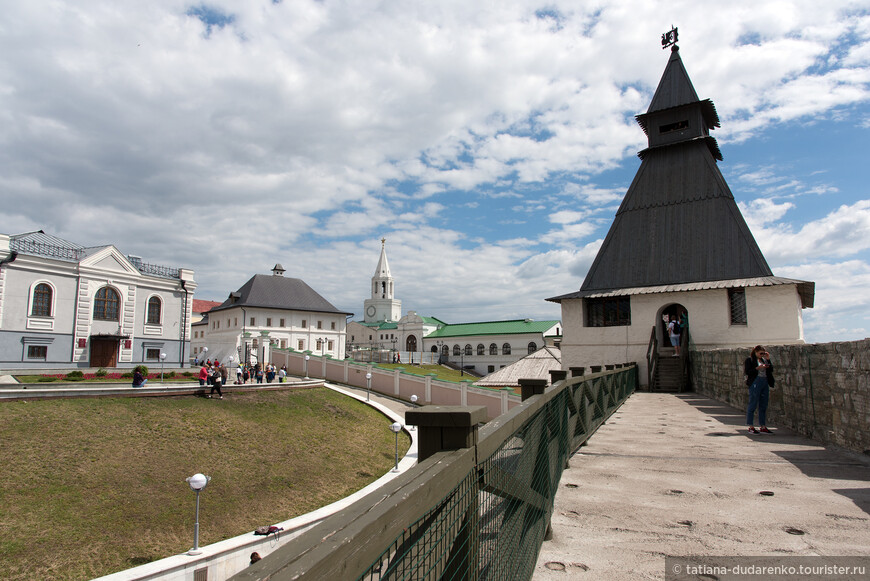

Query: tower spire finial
[661,26,678,50]
[381,237,386,247]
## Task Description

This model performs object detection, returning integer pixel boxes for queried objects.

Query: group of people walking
[197,361,289,399]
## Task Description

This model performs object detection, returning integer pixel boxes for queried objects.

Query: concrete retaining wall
[690,339,870,453]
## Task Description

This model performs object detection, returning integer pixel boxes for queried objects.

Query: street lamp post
[304,355,310,379]
[436,340,443,364]
[185,473,211,555]
[366,372,372,401]
[460,349,464,377]
[160,352,167,382]
[391,337,397,363]
[409,395,418,431]
[390,422,403,471]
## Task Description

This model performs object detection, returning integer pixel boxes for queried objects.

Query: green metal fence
[230,366,636,581]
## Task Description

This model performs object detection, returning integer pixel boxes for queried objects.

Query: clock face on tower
[366,305,376,317]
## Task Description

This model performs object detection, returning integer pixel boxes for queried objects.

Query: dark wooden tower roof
[549,45,812,307]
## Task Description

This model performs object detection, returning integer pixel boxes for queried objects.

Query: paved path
[534,392,870,580]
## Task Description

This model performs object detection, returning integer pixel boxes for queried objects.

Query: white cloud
[750,200,870,264]
[0,0,868,343]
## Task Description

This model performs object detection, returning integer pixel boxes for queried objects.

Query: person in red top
[199,364,208,386]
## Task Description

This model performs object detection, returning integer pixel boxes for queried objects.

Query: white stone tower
[363,238,402,323]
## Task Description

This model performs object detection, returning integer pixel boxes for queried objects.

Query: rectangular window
[280,339,286,348]
[250,317,256,326]
[302,320,307,328]
[298,340,304,350]
[317,320,322,329]
[266,318,272,327]
[328,340,334,350]
[27,345,47,359]
[227,319,230,328]
[234,318,238,327]
[331,321,336,330]
[586,296,631,327]
[280,318,285,327]
[216,320,220,329]
[488,365,495,373]
[146,348,160,360]
[729,288,747,325]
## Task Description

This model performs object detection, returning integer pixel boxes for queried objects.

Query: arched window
[31,283,52,317]
[430,345,438,353]
[528,342,537,354]
[477,344,485,356]
[502,343,511,355]
[453,344,461,356]
[147,296,162,325]
[441,345,449,357]
[489,343,498,355]
[464,344,472,356]
[94,287,120,321]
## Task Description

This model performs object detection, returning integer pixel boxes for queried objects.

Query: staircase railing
[646,326,658,388]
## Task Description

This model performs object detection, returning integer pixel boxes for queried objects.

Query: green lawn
[0,388,408,581]
[373,363,481,383]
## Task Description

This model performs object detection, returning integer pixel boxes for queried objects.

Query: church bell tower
[363,238,402,323]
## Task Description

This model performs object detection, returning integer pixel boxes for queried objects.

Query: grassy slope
[0,388,408,581]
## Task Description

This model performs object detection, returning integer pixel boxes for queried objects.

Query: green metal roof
[421,316,447,326]
[356,320,398,330]
[426,319,560,338]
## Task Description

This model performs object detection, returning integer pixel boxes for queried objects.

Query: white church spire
[363,238,402,323]
[373,237,392,280]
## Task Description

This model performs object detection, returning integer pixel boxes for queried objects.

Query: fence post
[549,370,567,384]
[519,378,547,401]
[405,405,487,463]
[570,366,585,377]
[404,405,486,581]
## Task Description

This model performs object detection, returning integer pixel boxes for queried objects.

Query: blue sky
[1,1,868,343]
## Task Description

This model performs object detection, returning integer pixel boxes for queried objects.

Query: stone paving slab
[534,392,870,580]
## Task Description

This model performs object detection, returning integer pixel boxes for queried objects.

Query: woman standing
[744,345,775,434]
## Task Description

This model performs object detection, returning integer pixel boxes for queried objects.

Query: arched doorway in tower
[405,335,417,353]
[656,303,687,353]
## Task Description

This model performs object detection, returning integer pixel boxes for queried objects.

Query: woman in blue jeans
[744,345,775,434]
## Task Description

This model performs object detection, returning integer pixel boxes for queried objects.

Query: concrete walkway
[534,392,870,580]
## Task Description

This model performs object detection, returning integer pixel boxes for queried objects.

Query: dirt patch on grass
[0,388,408,581]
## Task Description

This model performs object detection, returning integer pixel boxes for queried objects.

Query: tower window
[729,288,747,325]
[586,297,631,327]
[659,120,689,134]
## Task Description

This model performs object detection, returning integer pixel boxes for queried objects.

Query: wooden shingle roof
[549,46,813,306]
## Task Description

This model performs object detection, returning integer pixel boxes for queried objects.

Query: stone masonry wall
[690,339,870,454]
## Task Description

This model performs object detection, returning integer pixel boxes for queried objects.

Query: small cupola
[272,263,285,277]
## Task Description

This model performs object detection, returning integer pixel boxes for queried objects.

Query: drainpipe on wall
[0,251,18,330]
[180,280,189,367]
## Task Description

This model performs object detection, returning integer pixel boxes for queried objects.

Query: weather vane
[661,26,678,49]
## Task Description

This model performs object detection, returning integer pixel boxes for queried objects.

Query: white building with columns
[0,230,196,370]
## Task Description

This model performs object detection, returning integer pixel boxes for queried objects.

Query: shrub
[95,368,108,377]
[133,365,149,376]
[121,372,133,379]
[65,370,85,381]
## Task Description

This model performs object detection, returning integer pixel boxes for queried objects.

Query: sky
[1,0,869,343]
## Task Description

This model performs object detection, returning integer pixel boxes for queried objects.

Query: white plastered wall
[560,285,806,386]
